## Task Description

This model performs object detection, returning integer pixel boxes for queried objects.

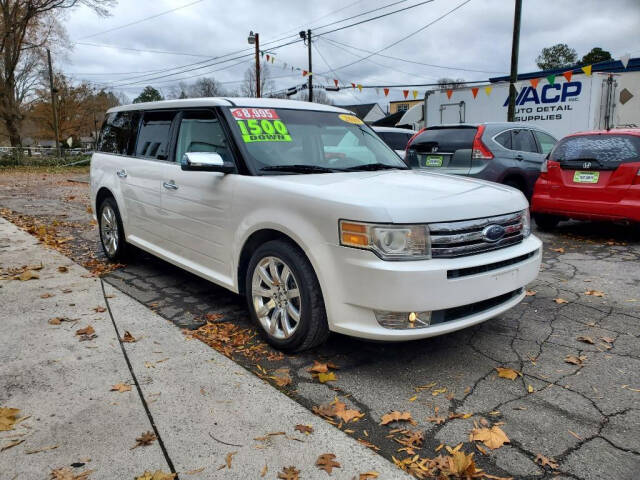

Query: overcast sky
[59,0,640,108]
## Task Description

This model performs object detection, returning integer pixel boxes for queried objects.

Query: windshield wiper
[343,163,407,171]
[260,164,341,174]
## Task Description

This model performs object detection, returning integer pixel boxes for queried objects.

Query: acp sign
[503,81,582,106]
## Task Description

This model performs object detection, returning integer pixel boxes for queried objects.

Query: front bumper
[320,235,542,340]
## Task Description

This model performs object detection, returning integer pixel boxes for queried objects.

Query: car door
[120,109,177,249]
[160,109,236,287]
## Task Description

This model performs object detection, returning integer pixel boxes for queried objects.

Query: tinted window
[551,134,640,165]
[377,132,413,151]
[511,129,537,153]
[533,131,557,154]
[98,111,139,155]
[175,110,233,164]
[136,111,176,160]
[494,131,512,150]
[410,128,476,152]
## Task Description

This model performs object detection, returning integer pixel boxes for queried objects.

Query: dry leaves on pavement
[534,453,559,469]
[110,383,132,393]
[549,247,565,253]
[0,407,20,431]
[75,326,95,336]
[584,290,605,297]
[357,472,379,479]
[48,316,73,325]
[316,453,341,474]
[294,424,313,435]
[135,471,176,480]
[121,331,137,343]
[49,467,94,480]
[380,411,415,426]
[272,368,292,387]
[525,290,537,296]
[224,451,236,469]
[313,400,364,423]
[554,298,568,304]
[565,355,587,366]
[1,439,24,451]
[577,336,595,344]
[58,266,68,273]
[93,306,106,313]
[316,371,337,383]
[470,423,510,450]
[308,360,339,373]
[131,431,156,449]
[495,367,521,380]
[18,269,40,281]
[277,466,300,480]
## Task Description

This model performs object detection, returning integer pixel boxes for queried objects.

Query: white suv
[91,98,541,351]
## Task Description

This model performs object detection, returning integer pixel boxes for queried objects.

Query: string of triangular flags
[260,50,633,99]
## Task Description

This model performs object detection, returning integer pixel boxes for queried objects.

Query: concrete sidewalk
[0,217,407,479]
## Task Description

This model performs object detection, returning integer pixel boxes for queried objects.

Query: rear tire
[98,197,128,262]
[245,240,329,352]
[533,213,561,231]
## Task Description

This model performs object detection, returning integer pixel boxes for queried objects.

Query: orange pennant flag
[412,90,418,99]
[471,87,479,98]
[446,89,453,99]
[562,71,573,82]
[581,65,592,76]
[357,84,363,92]
[333,79,339,87]
[529,78,540,88]
[383,88,390,97]
[484,86,492,96]
[266,54,270,62]
[302,70,308,77]
[403,90,409,99]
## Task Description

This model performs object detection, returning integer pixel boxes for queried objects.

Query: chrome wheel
[100,204,119,257]
[251,256,301,340]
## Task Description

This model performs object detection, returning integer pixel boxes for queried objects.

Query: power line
[73,41,214,58]
[312,42,359,101]
[75,0,205,40]
[312,0,411,33]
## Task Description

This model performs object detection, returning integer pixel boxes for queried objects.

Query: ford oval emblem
[482,224,506,242]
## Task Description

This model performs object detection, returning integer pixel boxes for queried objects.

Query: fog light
[374,310,431,329]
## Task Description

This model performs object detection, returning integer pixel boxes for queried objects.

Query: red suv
[531,129,640,230]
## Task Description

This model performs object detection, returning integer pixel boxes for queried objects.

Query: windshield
[222,107,407,174]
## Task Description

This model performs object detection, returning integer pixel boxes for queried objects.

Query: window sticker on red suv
[230,108,292,143]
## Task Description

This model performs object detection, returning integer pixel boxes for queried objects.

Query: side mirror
[181,152,235,173]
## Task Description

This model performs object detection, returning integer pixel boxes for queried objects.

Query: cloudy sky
[59,0,640,108]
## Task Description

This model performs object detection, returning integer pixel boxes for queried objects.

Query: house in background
[389,99,422,114]
[339,103,386,123]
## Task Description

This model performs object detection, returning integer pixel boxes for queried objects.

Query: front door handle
[162,181,178,190]
[116,169,127,178]
[515,154,524,161]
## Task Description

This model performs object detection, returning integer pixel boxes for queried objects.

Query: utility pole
[300,29,313,102]
[46,48,60,157]
[248,31,260,97]
[507,0,522,122]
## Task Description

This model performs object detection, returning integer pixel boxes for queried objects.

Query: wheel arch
[95,186,115,211]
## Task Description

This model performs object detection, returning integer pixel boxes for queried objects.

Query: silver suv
[405,122,557,198]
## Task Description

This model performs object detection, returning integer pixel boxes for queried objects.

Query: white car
[90,98,541,352]
[372,126,417,158]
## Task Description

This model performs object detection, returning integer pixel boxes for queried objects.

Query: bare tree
[296,88,333,105]
[437,77,467,90]
[241,61,273,97]
[187,77,226,98]
[0,0,114,146]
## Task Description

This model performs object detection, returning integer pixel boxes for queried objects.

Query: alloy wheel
[100,204,119,257]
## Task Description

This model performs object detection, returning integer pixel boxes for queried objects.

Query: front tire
[245,240,329,352]
[98,197,128,262]
[533,213,561,231]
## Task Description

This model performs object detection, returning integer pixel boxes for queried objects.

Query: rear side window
[136,111,177,160]
[533,131,557,154]
[98,111,140,155]
[410,128,476,152]
[551,134,640,164]
[494,131,512,149]
[511,129,538,153]
[377,132,413,151]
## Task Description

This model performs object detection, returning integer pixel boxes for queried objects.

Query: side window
[494,130,512,150]
[98,111,139,155]
[175,110,233,164]
[136,111,176,160]
[533,131,557,155]
[511,129,537,153]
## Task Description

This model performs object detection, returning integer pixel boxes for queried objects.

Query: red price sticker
[230,108,279,120]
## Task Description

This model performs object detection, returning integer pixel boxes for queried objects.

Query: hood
[262,169,528,223]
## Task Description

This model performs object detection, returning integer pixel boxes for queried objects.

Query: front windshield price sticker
[231,108,291,143]
[338,114,364,125]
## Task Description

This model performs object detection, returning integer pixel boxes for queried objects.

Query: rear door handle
[162,181,178,190]
[116,169,127,178]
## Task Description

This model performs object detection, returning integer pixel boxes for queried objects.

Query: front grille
[430,288,524,325]
[429,211,525,258]
[447,250,538,279]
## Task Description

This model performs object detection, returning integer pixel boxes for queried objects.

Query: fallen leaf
[41,292,55,298]
[75,326,95,336]
[432,387,447,396]
[427,415,446,424]
[380,411,415,426]
[19,270,39,281]
[144,361,155,368]
[294,424,313,435]
[135,471,176,480]
[577,336,595,344]
[527,384,534,393]
[316,453,341,474]
[534,453,559,469]
[273,368,292,387]
[131,431,156,449]
[110,383,132,393]
[0,407,20,431]
[58,266,68,273]
[309,360,330,373]
[184,467,204,475]
[358,472,379,479]
[25,444,59,454]
[277,466,300,480]
[48,317,62,325]
[50,467,94,479]
[470,425,510,449]
[408,395,417,402]
[446,450,477,477]
[565,355,587,366]
[554,298,568,304]
[495,367,521,380]
[1,439,24,451]
[584,290,605,297]
[316,371,337,383]
[93,306,106,313]
[225,451,236,469]
[260,464,268,477]
[601,336,615,344]
[121,331,137,343]
[549,247,565,253]
[568,430,582,440]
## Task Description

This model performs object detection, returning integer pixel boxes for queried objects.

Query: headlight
[339,220,430,260]
[522,208,531,237]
